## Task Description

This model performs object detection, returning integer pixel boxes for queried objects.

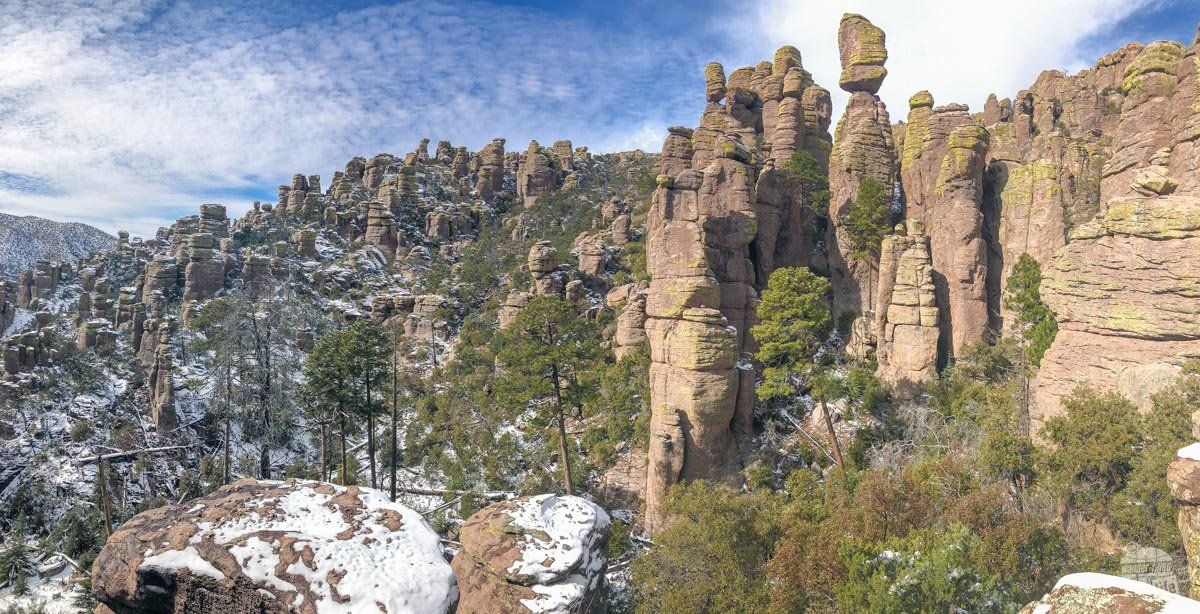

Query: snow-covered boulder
[452,494,611,613]
[1020,573,1200,613]
[92,478,457,613]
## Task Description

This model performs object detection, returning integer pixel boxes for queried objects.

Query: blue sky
[0,0,1194,236]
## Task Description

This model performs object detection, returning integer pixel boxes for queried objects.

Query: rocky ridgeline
[90,480,610,613]
[1,259,70,384]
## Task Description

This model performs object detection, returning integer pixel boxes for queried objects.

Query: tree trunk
[223,414,231,485]
[550,363,573,495]
[223,361,232,485]
[820,398,845,469]
[339,408,348,486]
[98,459,113,539]
[390,358,398,502]
[556,410,574,495]
[366,369,377,489]
[319,422,328,483]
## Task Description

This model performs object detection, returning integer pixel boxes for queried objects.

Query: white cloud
[0,0,700,236]
[1,0,1179,237]
[736,0,1161,128]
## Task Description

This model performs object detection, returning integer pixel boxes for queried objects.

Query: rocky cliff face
[899,96,991,361]
[874,220,939,398]
[643,44,832,532]
[1029,37,1200,428]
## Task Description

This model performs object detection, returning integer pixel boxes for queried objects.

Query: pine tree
[0,513,34,596]
[305,328,357,485]
[845,177,892,262]
[346,319,390,489]
[1004,253,1058,367]
[752,267,843,466]
[494,296,603,495]
[782,150,830,213]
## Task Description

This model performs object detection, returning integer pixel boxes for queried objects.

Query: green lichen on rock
[772,45,803,76]
[837,13,888,94]
[1121,40,1184,94]
[934,124,989,195]
[908,90,934,109]
[704,62,726,102]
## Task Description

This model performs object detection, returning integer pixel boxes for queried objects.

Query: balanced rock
[451,494,610,614]
[838,13,888,94]
[92,479,457,614]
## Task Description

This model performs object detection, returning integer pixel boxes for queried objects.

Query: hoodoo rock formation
[827,13,897,346]
[899,94,991,360]
[874,220,939,398]
[644,43,832,532]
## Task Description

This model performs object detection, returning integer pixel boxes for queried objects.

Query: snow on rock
[1179,442,1200,462]
[1020,572,1200,613]
[452,494,611,614]
[92,478,458,613]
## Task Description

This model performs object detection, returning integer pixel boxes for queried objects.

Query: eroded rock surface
[1020,573,1200,613]
[452,494,610,614]
[92,479,457,614]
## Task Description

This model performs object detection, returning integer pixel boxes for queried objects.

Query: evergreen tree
[782,150,830,213]
[494,296,603,495]
[1043,387,1141,518]
[751,267,842,465]
[305,329,357,485]
[1004,253,1058,366]
[0,513,34,595]
[345,319,390,489]
[845,177,892,262]
[190,296,250,484]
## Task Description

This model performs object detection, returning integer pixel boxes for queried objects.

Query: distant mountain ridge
[0,212,113,280]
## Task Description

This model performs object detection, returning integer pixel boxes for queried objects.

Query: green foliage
[1111,367,1200,553]
[1043,387,1140,516]
[67,420,93,443]
[634,167,658,200]
[752,267,831,401]
[0,514,34,596]
[836,525,1008,613]
[845,177,892,262]
[1003,253,1058,366]
[631,483,781,613]
[782,151,830,213]
[581,345,651,468]
[494,296,604,493]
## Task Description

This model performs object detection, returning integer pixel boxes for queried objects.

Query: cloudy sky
[1,0,1195,236]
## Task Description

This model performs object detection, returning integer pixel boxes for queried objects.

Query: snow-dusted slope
[0,213,113,279]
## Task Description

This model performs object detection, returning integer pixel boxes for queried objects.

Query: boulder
[92,479,457,614]
[452,495,610,614]
[1020,573,1199,613]
[838,13,888,94]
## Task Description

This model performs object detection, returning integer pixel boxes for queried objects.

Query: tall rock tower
[826,14,897,349]
[643,46,832,533]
